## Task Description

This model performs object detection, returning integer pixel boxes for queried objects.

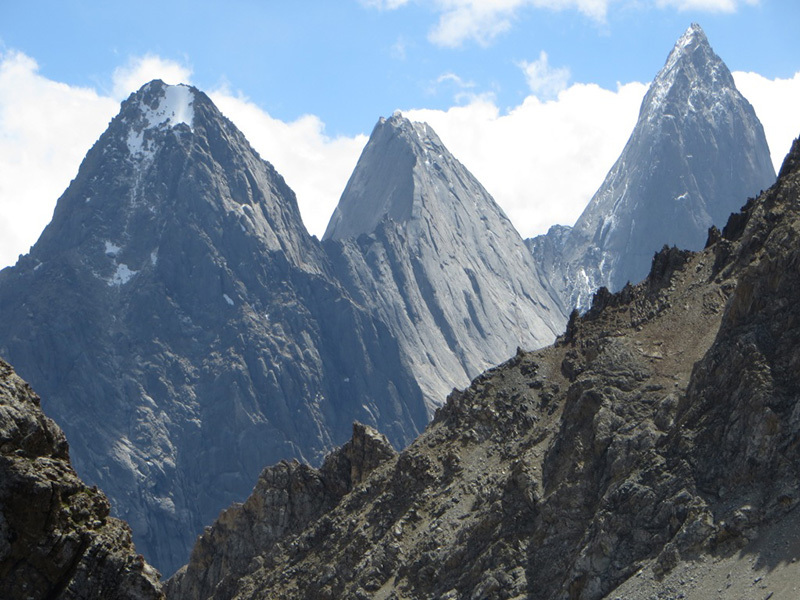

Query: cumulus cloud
[361,0,611,47]
[655,0,759,12]
[405,80,648,238]
[429,1,612,47]
[520,51,571,99]
[364,0,760,47]
[734,70,800,171]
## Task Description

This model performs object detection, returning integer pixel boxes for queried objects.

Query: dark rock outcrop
[0,359,163,599]
[168,137,800,599]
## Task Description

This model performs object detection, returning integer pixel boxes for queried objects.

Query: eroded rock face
[0,359,163,600]
[169,138,800,599]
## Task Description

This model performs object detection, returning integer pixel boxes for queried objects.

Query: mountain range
[0,81,566,574]
[0,82,433,574]
[0,21,785,592]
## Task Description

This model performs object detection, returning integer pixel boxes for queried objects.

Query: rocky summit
[531,23,776,312]
[168,136,800,599]
[0,80,429,575]
[326,113,567,408]
[0,359,163,599]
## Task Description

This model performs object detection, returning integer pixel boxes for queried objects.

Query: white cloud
[436,72,476,89]
[656,0,759,12]
[0,51,118,268]
[430,1,614,47]
[365,1,612,48]
[111,55,193,100]
[359,0,411,8]
[520,51,571,99]
[365,0,760,47]
[390,36,408,60]
[405,80,649,238]
[431,72,491,104]
[733,70,800,172]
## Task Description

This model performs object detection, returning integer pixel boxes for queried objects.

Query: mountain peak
[130,80,195,128]
[381,111,435,143]
[648,23,734,112]
[669,22,708,59]
[322,114,451,241]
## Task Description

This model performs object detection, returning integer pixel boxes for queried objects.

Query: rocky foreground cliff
[0,359,163,599]
[167,138,800,599]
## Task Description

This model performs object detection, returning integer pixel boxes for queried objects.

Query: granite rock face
[0,359,164,600]
[326,114,568,407]
[0,81,428,575]
[532,24,776,312]
[169,138,800,599]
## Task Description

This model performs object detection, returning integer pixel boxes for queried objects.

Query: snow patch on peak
[142,84,195,131]
[126,84,195,159]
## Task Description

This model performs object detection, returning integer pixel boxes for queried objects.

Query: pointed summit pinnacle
[668,23,708,59]
[662,23,711,69]
[322,114,451,241]
[643,22,736,125]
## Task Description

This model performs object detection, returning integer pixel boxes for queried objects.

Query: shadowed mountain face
[0,81,429,575]
[325,114,568,408]
[531,24,776,312]
[168,136,800,600]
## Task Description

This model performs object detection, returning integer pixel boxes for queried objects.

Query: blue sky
[1,0,799,267]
